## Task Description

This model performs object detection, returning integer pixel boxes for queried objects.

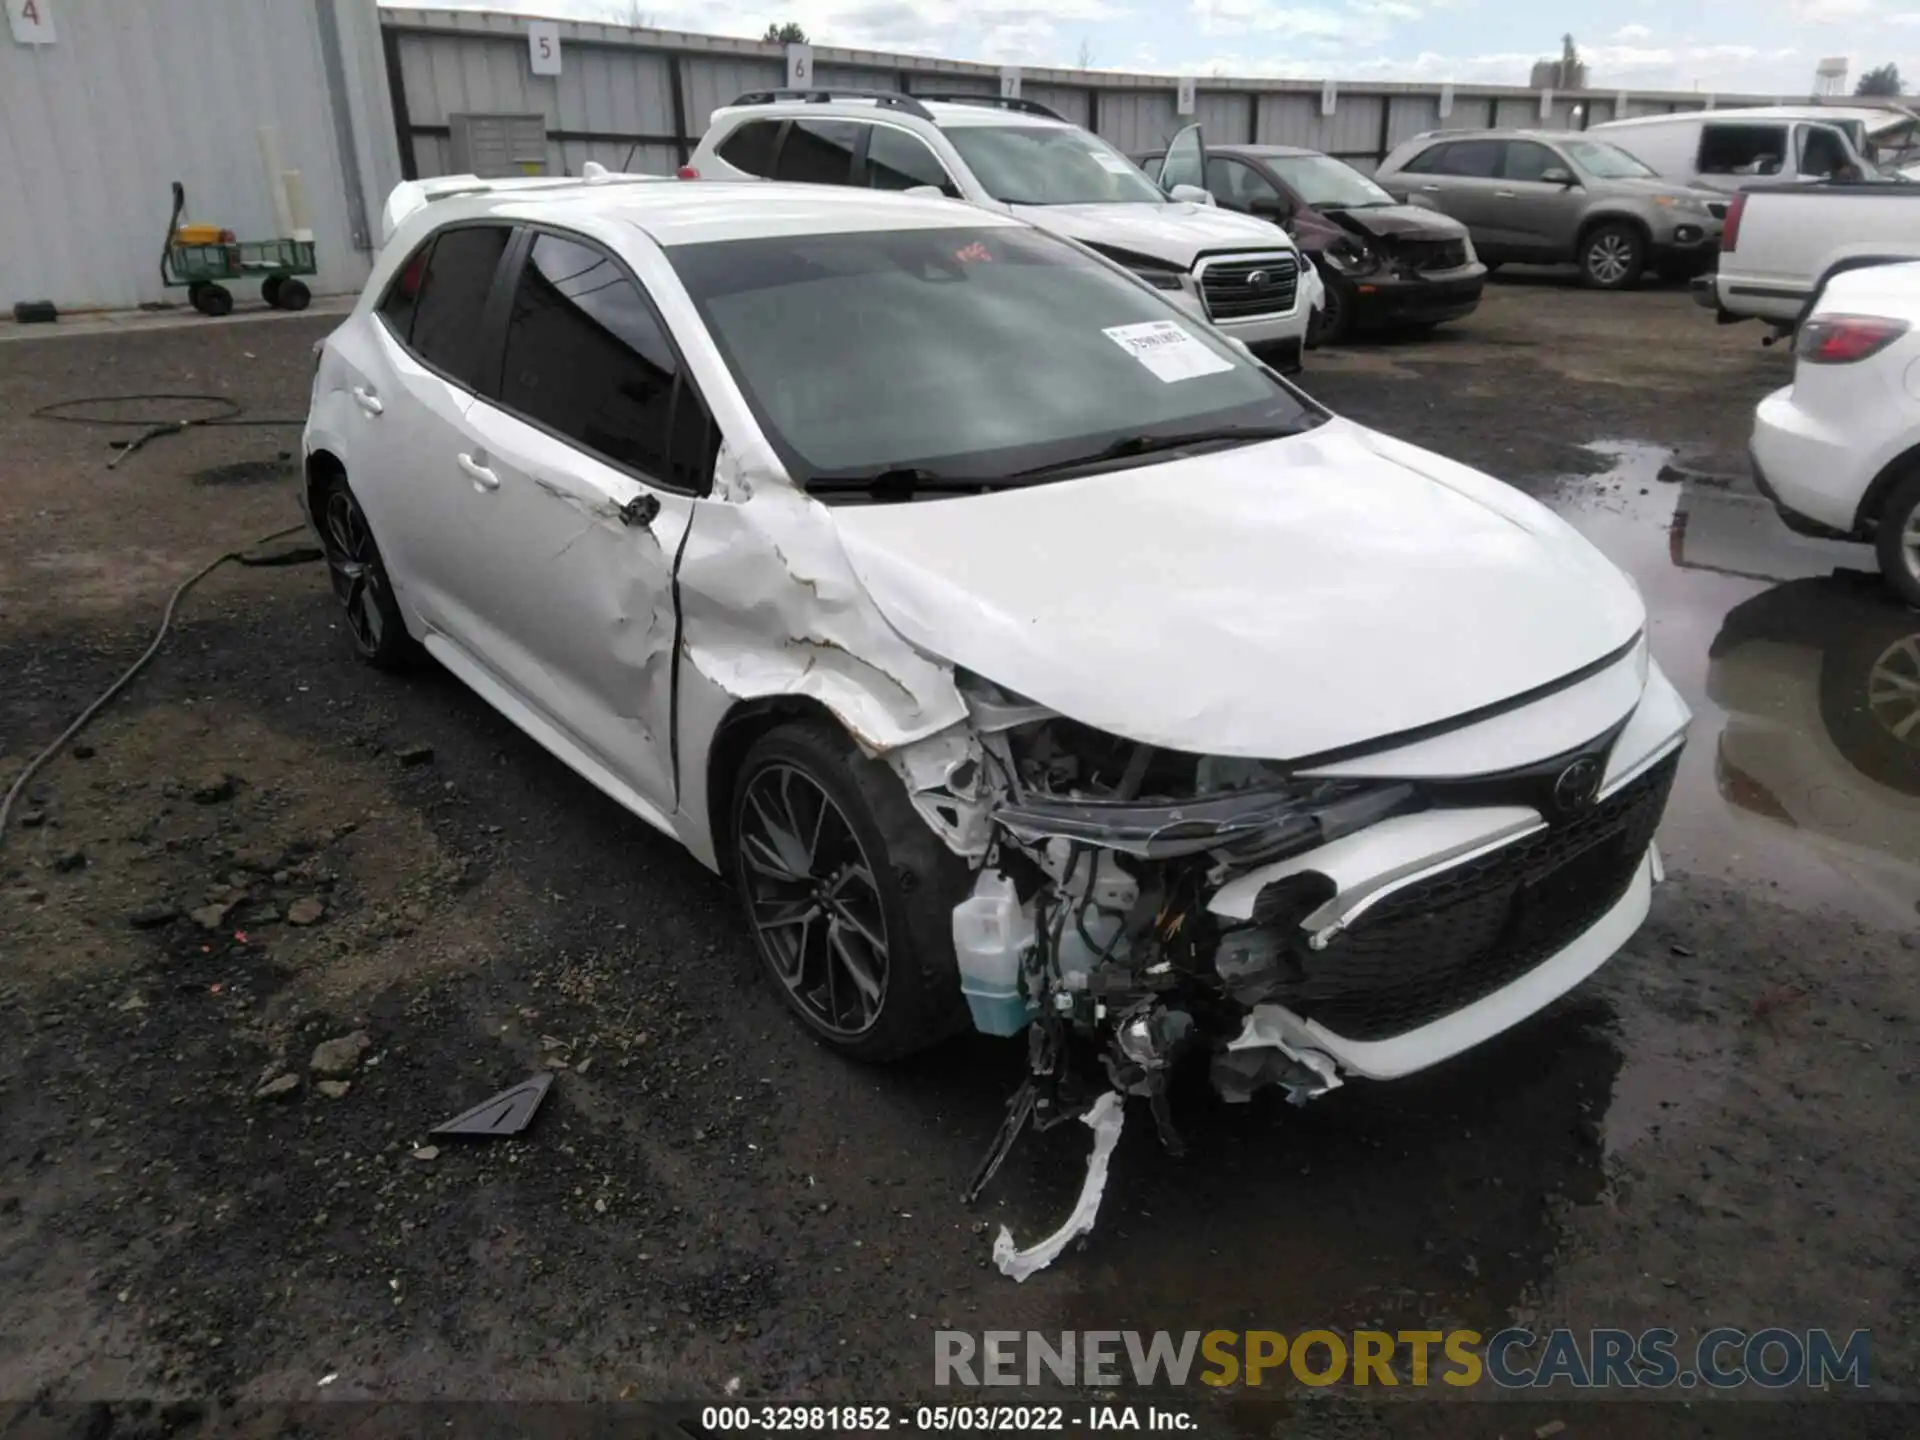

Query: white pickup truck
[1696,182,1920,334]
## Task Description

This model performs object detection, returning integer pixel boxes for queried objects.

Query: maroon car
[1142,130,1487,344]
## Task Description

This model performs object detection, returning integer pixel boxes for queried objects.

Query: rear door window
[1436,141,1501,177]
[401,225,512,386]
[773,118,861,186]
[717,119,783,177]
[1399,143,1450,174]
[497,231,715,490]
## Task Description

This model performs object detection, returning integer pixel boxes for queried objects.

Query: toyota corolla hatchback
[304,177,1688,1120]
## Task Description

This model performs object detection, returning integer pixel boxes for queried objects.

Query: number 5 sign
[527,19,561,76]
[8,0,57,45]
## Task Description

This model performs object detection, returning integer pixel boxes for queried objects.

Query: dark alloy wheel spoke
[739,763,890,1037]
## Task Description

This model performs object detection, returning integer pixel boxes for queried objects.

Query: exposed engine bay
[886,668,1681,1279]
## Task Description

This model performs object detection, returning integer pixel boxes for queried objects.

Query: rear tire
[315,472,419,671]
[261,275,283,308]
[729,721,974,1062]
[277,278,311,311]
[1580,223,1645,291]
[1874,468,1920,610]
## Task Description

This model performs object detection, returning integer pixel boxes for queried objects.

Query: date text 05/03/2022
[698,1405,1195,1432]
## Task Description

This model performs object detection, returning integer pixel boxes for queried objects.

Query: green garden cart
[160,180,317,317]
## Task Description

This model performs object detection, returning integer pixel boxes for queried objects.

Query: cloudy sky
[390,0,1919,94]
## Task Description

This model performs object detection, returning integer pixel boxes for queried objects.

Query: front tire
[1874,469,1920,610]
[1306,272,1351,346]
[316,473,418,671]
[1580,223,1645,290]
[730,721,973,1062]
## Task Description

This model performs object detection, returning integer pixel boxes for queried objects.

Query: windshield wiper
[1009,423,1308,480]
[805,466,1008,499]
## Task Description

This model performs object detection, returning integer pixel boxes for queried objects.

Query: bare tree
[1076,37,1093,71]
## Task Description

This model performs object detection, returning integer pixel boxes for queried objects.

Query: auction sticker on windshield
[1089,150,1136,174]
[1103,321,1236,382]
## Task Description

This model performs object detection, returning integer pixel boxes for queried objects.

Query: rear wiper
[1010,424,1307,480]
[805,467,1006,499]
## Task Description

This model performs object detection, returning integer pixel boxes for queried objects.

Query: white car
[1750,261,1920,604]
[303,176,1688,1129]
[683,88,1320,369]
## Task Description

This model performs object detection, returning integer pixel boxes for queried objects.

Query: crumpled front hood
[828,419,1644,762]
[1013,201,1299,266]
[1321,204,1470,241]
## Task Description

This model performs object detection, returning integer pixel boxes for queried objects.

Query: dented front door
[456,398,691,810]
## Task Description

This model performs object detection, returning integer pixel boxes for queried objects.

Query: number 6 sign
[528,19,561,76]
[787,43,812,90]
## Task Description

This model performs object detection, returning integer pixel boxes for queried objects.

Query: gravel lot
[2,279,1915,1439]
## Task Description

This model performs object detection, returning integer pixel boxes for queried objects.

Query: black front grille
[1281,753,1679,1041]
[1200,254,1299,319]
[1394,237,1469,273]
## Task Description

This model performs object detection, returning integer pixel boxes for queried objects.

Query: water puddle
[1542,441,1920,930]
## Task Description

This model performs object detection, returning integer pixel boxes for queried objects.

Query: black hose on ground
[31,392,308,469]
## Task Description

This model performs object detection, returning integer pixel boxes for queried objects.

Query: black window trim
[476,220,721,500]
[374,220,518,395]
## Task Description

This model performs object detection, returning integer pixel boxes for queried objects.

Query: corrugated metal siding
[378,8,1781,195]
[0,0,390,310]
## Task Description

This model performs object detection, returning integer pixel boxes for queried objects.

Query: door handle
[1416,183,1442,191]
[1494,189,1516,198]
[352,387,383,416]
[457,453,500,491]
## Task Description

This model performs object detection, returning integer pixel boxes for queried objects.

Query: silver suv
[1374,130,1725,289]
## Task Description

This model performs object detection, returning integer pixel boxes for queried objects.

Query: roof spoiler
[377,168,667,248]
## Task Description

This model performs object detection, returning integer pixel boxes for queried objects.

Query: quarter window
[1399,143,1448,174]
[498,232,715,489]
[377,238,433,342]
[717,119,783,178]
[395,226,511,384]
[773,118,861,186]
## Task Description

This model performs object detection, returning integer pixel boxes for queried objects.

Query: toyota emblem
[1552,757,1603,815]
[1245,269,1272,289]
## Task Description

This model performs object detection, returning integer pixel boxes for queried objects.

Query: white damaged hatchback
[306,179,1688,1186]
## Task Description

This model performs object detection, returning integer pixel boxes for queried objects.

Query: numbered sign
[1176,75,1196,116]
[7,0,56,44]
[786,42,812,90]
[1437,82,1452,119]
[1000,67,1021,99]
[527,20,560,76]
[1616,89,1629,119]
[1320,78,1336,116]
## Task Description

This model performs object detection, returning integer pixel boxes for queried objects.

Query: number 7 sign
[8,0,57,45]
[528,20,561,76]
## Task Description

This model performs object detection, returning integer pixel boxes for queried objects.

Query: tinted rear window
[774,119,860,185]
[717,119,782,177]
[408,226,511,384]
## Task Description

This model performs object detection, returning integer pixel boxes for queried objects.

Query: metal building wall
[379,8,1760,189]
[0,0,398,311]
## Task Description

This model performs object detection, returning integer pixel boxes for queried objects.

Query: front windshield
[1563,139,1657,179]
[667,226,1321,490]
[943,125,1167,205]
[1264,155,1394,209]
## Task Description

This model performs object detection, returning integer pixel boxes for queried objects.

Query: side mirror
[1541,166,1576,186]
[1168,183,1216,206]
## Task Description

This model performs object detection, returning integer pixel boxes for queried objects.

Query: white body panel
[1709,189,1920,324]
[306,176,1685,1088]
[1750,262,1920,534]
